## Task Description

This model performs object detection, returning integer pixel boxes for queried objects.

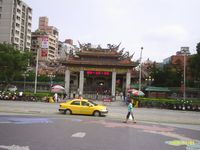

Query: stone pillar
[79,70,84,95]
[126,71,131,92]
[111,71,116,96]
[65,69,70,98]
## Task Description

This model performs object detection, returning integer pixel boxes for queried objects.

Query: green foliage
[152,63,182,87]
[189,54,200,80]
[139,97,200,109]
[196,42,200,55]
[187,42,200,87]
[0,43,32,85]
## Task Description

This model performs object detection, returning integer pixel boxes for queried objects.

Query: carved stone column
[79,70,84,95]
[126,71,131,92]
[111,71,116,96]
[65,69,70,98]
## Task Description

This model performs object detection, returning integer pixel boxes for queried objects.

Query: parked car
[59,99,108,117]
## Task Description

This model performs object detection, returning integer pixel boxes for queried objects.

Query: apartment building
[0,0,32,51]
[31,16,59,61]
[58,39,77,60]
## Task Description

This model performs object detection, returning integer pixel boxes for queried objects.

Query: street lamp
[34,49,39,94]
[145,76,154,86]
[48,73,55,91]
[22,71,29,92]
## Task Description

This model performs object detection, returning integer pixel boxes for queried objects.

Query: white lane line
[71,132,86,138]
[0,145,30,150]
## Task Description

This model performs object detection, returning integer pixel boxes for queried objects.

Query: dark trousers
[126,111,134,120]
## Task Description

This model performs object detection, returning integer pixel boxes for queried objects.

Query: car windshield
[88,100,98,106]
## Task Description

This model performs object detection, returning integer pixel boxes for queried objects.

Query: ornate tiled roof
[60,42,136,68]
[62,58,135,67]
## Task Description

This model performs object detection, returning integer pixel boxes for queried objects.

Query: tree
[188,42,200,84]
[196,42,200,55]
[152,62,182,87]
[0,43,32,87]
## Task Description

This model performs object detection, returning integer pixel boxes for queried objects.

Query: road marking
[0,117,52,124]
[165,140,200,150]
[0,145,30,150]
[165,140,196,146]
[71,132,86,138]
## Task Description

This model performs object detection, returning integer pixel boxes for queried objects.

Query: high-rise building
[0,0,32,51]
[58,39,77,60]
[31,16,59,61]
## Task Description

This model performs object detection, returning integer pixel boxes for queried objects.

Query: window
[71,101,80,106]
[82,101,90,106]
[20,33,24,38]
[0,6,2,12]
[0,0,2,5]
[17,9,21,13]
[16,16,20,20]
[16,23,20,27]
[22,5,25,11]
[15,30,19,35]
[15,37,19,42]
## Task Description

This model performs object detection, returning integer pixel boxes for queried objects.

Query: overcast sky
[24,0,200,62]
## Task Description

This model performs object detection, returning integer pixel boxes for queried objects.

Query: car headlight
[101,108,108,112]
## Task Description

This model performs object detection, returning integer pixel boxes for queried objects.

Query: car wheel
[93,111,101,117]
[65,109,72,115]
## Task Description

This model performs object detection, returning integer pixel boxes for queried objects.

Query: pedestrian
[123,99,136,123]
[73,91,75,98]
[96,92,98,100]
[120,92,123,101]
[123,90,126,101]
[53,93,58,103]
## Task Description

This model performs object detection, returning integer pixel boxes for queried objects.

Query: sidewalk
[0,100,200,125]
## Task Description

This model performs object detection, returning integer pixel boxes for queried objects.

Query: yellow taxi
[59,99,108,117]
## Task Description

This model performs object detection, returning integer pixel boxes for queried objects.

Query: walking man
[123,99,136,123]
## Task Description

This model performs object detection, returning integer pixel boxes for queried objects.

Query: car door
[80,101,94,115]
[69,100,81,114]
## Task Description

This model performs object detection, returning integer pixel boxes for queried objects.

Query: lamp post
[139,47,143,92]
[183,54,186,101]
[22,71,29,92]
[34,49,39,94]
[145,76,154,97]
[145,76,154,86]
[48,73,55,91]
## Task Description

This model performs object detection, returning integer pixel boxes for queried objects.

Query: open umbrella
[51,85,65,93]
[128,89,145,96]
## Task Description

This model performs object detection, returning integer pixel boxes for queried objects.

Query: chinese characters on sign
[86,71,110,76]
[41,37,48,57]
[41,37,48,49]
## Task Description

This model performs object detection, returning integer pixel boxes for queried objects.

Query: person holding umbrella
[123,97,136,124]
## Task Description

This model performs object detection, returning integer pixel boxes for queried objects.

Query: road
[0,115,200,150]
[0,100,200,125]
[0,100,200,150]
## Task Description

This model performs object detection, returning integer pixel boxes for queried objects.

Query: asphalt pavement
[0,100,200,126]
[1,100,200,150]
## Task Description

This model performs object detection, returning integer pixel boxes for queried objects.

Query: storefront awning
[145,86,170,92]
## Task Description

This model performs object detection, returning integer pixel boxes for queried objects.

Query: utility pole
[34,49,39,94]
[139,47,143,92]
[183,54,186,101]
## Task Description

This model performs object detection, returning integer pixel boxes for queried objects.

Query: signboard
[41,49,48,57]
[41,37,48,49]
[86,71,110,76]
